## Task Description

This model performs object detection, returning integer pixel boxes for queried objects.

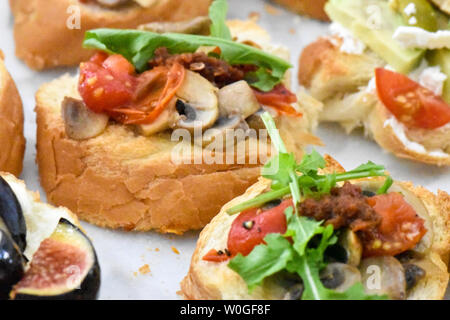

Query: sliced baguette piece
[180,157,450,300]
[0,52,25,176]
[271,0,329,21]
[9,0,211,70]
[36,20,322,233]
[299,37,450,166]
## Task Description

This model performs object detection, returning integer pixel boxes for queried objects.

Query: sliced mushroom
[95,0,130,8]
[137,98,179,136]
[246,109,266,132]
[283,283,304,300]
[403,264,426,291]
[359,256,406,300]
[339,229,363,267]
[200,115,243,147]
[62,97,109,140]
[218,80,260,119]
[320,263,362,292]
[138,16,211,35]
[174,70,219,131]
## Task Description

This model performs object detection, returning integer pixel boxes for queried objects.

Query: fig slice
[10,219,100,300]
[0,176,26,252]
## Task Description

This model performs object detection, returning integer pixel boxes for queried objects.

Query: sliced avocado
[427,49,450,103]
[325,0,425,73]
[391,0,438,31]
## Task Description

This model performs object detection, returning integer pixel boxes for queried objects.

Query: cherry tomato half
[375,68,450,129]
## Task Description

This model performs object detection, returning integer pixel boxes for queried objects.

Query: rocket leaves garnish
[82,1,290,92]
[228,207,387,300]
[227,112,390,299]
[226,113,391,215]
[209,0,232,40]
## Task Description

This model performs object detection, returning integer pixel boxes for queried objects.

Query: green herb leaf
[246,67,282,92]
[377,176,394,194]
[296,149,326,175]
[209,0,232,40]
[83,29,291,92]
[228,233,294,291]
[262,153,297,190]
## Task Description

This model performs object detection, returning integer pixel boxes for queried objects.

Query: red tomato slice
[226,199,292,257]
[375,68,450,129]
[253,84,302,117]
[78,53,136,113]
[364,192,427,257]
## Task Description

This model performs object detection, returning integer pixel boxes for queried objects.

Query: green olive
[392,0,438,31]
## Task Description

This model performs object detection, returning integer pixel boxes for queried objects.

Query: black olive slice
[0,177,26,252]
[11,219,100,300]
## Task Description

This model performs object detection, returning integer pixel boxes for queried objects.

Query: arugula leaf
[228,233,294,291]
[209,0,232,40]
[284,207,326,256]
[228,207,386,300]
[296,149,326,175]
[246,67,283,92]
[262,153,297,190]
[377,176,394,194]
[83,29,291,92]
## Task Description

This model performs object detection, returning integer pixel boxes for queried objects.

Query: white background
[1,0,449,299]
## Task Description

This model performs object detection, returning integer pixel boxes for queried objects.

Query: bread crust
[181,158,450,300]
[0,53,25,176]
[299,37,450,166]
[271,0,329,21]
[36,20,321,233]
[9,0,211,70]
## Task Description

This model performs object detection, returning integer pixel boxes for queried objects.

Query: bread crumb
[133,272,138,277]
[139,264,151,275]
[289,28,296,35]
[248,11,261,21]
[155,248,160,252]
[171,246,180,254]
[265,4,281,16]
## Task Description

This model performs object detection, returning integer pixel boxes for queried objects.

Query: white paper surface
[1,0,448,300]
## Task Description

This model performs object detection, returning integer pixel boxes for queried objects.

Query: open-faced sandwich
[299,0,450,166]
[0,51,25,176]
[9,0,211,70]
[271,0,330,21]
[0,172,101,300]
[36,0,322,234]
[181,112,450,300]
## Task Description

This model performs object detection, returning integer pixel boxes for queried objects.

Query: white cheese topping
[383,117,449,158]
[393,26,450,49]
[404,3,417,16]
[418,66,448,96]
[408,60,448,96]
[2,175,76,262]
[329,22,366,55]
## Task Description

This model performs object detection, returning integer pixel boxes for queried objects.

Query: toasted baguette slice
[9,0,211,70]
[0,52,25,176]
[299,37,450,166]
[181,157,450,300]
[271,0,329,21]
[36,20,322,233]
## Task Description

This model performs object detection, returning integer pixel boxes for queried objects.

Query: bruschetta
[299,0,450,166]
[181,112,450,300]
[36,1,322,234]
[0,52,25,176]
[9,0,211,70]
[0,172,101,300]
